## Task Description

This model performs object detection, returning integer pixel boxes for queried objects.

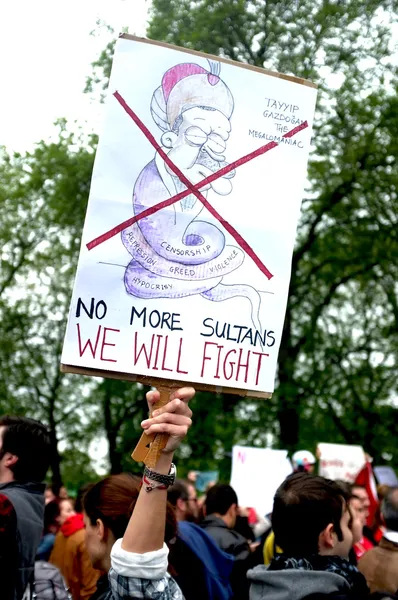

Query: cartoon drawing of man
[121,60,262,330]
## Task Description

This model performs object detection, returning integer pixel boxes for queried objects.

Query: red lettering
[100,327,120,362]
[152,335,163,370]
[214,344,223,379]
[237,451,246,464]
[77,323,102,358]
[161,336,172,372]
[200,342,219,377]
[133,332,155,367]
[252,351,269,385]
[223,349,236,380]
[176,338,188,375]
[236,348,250,383]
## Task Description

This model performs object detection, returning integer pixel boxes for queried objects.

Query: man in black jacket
[201,483,252,600]
[0,415,50,600]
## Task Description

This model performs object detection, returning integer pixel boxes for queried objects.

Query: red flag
[354,460,379,527]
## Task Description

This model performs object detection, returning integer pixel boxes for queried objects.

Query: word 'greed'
[73,298,271,386]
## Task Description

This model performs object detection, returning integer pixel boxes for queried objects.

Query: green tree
[146,0,398,459]
[0,124,100,486]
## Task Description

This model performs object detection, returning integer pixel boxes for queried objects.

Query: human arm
[120,386,193,554]
[109,386,194,599]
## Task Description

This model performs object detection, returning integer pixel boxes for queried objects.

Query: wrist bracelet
[142,463,176,492]
[142,474,168,493]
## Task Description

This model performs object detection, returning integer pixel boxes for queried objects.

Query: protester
[202,483,252,599]
[50,497,100,599]
[248,472,370,599]
[82,473,176,599]
[263,529,282,566]
[45,485,57,505]
[352,484,371,525]
[36,499,61,561]
[167,479,234,600]
[352,483,382,548]
[247,507,270,540]
[350,490,374,560]
[82,386,194,600]
[377,484,391,501]
[0,415,50,600]
[167,479,199,522]
[292,449,316,473]
[59,485,69,499]
[358,486,398,594]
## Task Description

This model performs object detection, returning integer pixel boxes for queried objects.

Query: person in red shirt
[349,491,374,560]
[50,498,100,600]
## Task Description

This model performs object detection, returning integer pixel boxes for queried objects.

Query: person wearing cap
[292,450,316,473]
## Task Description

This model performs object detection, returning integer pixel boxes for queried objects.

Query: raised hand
[141,387,194,454]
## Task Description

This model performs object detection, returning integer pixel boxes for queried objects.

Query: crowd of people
[0,388,397,600]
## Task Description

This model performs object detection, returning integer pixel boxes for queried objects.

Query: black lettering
[130,306,147,326]
[76,297,107,320]
[171,313,183,331]
[161,312,171,330]
[267,331,276,347]
[95,300,107,320]
[201,317,215,337]
[76,297,95,319]
[149,310,161,328]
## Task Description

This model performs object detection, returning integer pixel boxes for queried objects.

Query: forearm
[121,452,173,554]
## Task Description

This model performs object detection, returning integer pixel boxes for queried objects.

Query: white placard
[230,445,293,516]
[317,442,366,482]
[61,36,318,393]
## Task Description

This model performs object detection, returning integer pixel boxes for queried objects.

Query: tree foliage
[148,0,398,461]
[0,124,99,485]
[0,2,397,490]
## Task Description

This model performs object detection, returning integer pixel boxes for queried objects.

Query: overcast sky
[0,1,150,473]
[0,0,149,152]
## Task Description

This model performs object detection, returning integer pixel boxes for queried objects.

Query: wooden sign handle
[131,384,175,468]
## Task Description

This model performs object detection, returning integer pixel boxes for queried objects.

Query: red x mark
[87,91,308,281]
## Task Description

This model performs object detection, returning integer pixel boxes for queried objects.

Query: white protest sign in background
[317,442,366,482]
[61,36,317,393]
[230,445,293,516]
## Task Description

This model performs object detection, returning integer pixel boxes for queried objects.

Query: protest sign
[317,442,366,482]
[196,471,219,493]
[61,34,317,401]
[374,466,398,487]
[230,445,293,516]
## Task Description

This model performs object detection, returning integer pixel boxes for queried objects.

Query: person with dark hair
[81,386,194,600]
[248,472,370,600]
[74,483,94,515]
[82,474,176,600]
[45,484,57,505]
[358,486,398,594]
[201,483,252,599]
[50,496,99,599]
[167,479,234,600]
[0,415,51,600]
[168,479,199,523]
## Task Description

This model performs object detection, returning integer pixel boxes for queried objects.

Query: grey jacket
[0,481,45,600]
[248,565,352,600]
[200,515,250,560]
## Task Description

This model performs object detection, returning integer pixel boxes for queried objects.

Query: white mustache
[196,148,236,179]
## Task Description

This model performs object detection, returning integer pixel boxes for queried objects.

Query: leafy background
[0,0,397,490]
